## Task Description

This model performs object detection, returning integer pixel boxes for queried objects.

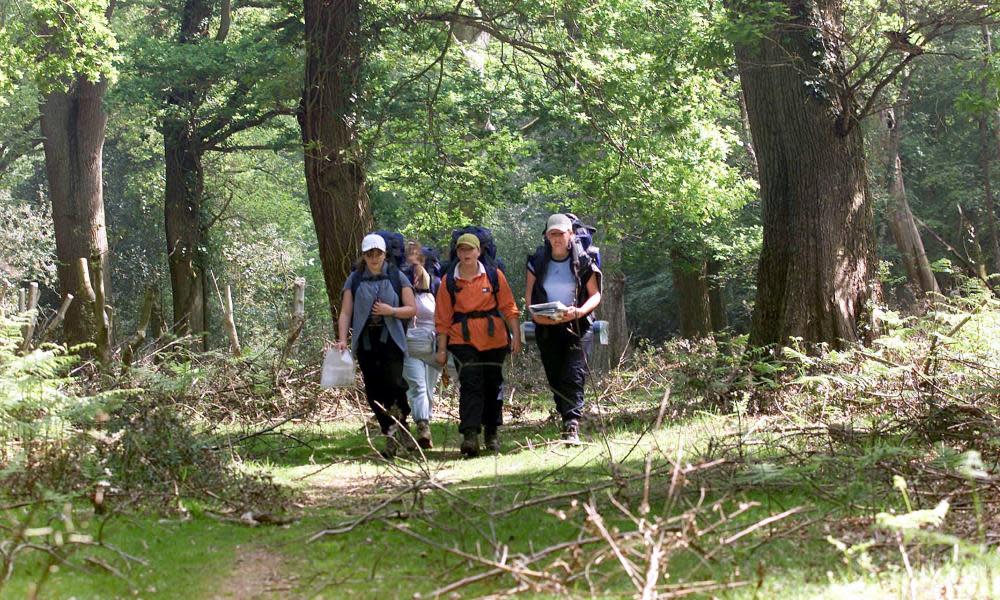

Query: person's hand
[511,336,522,355]
[533,314,559,325]
[435,349,447,367]
[334,340,348,352]
[559,306,579,323]
[371,301,395,317]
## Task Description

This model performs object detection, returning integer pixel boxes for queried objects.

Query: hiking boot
[459,430,480,458]
[416,420,433,449]
[484,429,500,453]
[381,425,400,458]
[561,420,581,445]
[399,426,418,451]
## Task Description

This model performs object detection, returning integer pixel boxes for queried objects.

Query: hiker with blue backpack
[400,240,442,450]
[435,229,521,457]
[526,214,602,444]
[335,232,417,458]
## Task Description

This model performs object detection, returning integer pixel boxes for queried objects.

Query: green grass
[5,391,998,599]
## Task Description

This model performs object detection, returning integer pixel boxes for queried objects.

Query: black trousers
[448,344,508,434]
[356,326,409,433]
[535,324,592,423]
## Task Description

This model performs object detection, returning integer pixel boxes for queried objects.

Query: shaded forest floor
[6,377,1000,599]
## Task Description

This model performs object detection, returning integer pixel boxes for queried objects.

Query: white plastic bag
[320,349,355,388]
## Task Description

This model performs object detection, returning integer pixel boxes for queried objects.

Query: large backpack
[563,213,601,268]
[375,230,406,270]
[441,226,508,342]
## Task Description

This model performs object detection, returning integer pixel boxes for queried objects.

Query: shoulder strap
[386,263,403,302]
[530,245,549,283]
[486,264,500,307]
[445,271,458,306]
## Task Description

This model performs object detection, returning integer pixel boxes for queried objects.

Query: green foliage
[0,0,118,103]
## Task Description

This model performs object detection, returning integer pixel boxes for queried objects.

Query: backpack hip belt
[452,308,502,342]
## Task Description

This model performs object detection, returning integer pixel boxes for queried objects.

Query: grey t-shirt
[542,256,576,307]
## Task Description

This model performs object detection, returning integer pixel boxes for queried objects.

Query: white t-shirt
[542,256,577,307]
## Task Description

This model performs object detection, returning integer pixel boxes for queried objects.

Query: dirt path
[212,545,298,600]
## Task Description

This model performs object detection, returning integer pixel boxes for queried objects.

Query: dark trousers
[535,324,591,423]
[449,344,508,434]
[356,327,409,433]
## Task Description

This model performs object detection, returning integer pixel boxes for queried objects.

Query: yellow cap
[455,233,480,250]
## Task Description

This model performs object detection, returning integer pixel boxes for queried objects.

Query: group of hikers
[333,213,602,458]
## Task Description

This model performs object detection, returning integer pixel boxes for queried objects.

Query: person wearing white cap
[525,213,602,444]
[335,232,417,457]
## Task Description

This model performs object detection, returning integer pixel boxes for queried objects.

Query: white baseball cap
[361,233,386,253]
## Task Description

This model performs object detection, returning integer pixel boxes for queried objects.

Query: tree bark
[39,75,112,360]
[732,0,881,349]
[670,250,712,339]
[885,73,940,298]
[981,26,1000,273]
[299,0,373,324]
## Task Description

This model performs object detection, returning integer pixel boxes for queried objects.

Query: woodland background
[3,0,1000,598]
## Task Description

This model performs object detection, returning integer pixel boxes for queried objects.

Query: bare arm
[335,289,353,351]
[576,276,601,317]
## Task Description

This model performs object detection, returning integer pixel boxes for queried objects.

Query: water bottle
[320,349,355,388]
[593,320,609,345]
[520,321,536,343]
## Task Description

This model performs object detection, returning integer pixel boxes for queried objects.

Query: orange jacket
[435,266,520,351]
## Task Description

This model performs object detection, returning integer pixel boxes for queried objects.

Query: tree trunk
[161,0,212,348]
[299,0,373,324]
[39,76,112,360]
[981,26,1000,273]
[733,0,880,348]
[886,73,940,297]
[707,257,728,332]
[163,127,208,347]
[670,250,712,339]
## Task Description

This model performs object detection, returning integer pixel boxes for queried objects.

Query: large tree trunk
[39,76,112,361]
[161,0,211,348]
[886,73,940,297]
[163,129,207,346]
[670,250,712,339]
[733,0,880,348]
[299,0,373,324]
[981,26,1000,273]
